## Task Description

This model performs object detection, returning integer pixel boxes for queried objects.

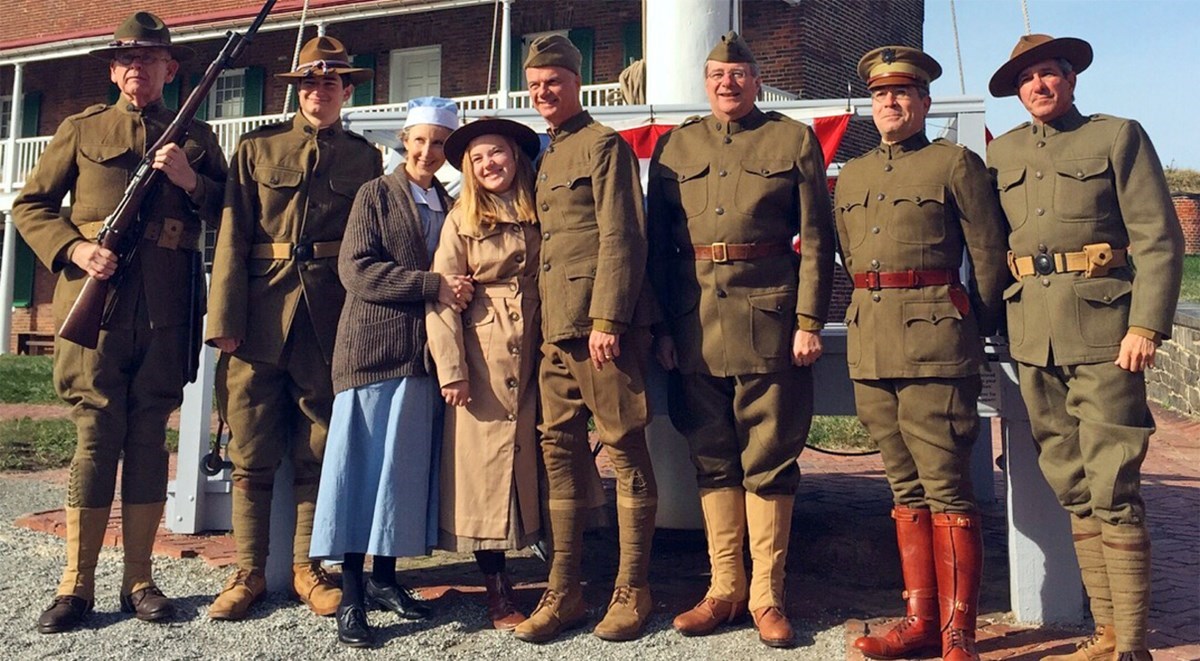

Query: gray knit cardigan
[331,170,453,393]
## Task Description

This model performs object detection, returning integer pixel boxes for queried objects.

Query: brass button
[1041,278,1051,287]
[509,311,520,321]
[547,146,555,153]
[1036,141,1045,148]
[512,225,521,232]
[1036,208,1045,216]
[716,289,727,298]
[539,173,547,181]
[1102,295,1112,302]
[872,226,880,234]
[1076,170,1084,178]
[719,169,728,177]
[506,377,518,388]
[715,207,725,215]
[876,193,885,201]
[509,345,520,355]
[506,413,516,421]
[870,259,880,269]
[541,203,549,211]
[1038,243,1047,253]
[760,168,769,175]
[509,282,518,291]
[775,304,783,311]
[543,232,550,240]
[871,293,881,302]
[883,164,893,172]
[715,122,722,130]
[542,263,551,272]
[723,136,732,144]
[1035,170,1043,179]
[269,176,279,185]
[515,255,524,264]
[914,195,922,202]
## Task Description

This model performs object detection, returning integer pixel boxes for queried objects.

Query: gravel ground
[0,474,846,660]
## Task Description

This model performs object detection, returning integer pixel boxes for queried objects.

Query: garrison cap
[989,33,1093,97]
[857,46,941,90]
[89,11,194,62]
[523,35,581,75]
[706,31,757,65]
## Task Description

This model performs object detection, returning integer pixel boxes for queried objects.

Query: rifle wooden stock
[57,0,276,349]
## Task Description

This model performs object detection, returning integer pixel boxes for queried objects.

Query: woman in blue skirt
[310,97,470,648]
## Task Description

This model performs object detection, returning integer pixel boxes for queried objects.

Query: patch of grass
[0,417,76,471]
[1165,166,1200,194]
[807,415,874,451]
[0,355,58,404]
[1182,255,1200,304]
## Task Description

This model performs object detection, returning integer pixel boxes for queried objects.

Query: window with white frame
[389,46,442,104]
[209,68,246,119]
[0,96,11,140]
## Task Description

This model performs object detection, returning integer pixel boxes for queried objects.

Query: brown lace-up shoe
[513,587,587,643]
[293,562,340,616]
[209,568,266,621]
[593,585,652,641]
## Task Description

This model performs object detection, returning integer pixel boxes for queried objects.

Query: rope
[485,0,500,110]
[281,0,313,114]
[949,0,966,95]
[1020,0,1032,34]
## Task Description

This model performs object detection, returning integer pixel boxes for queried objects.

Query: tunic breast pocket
[329,177,363,213]
[748,288,797,359]
[549,169,592,228]
[887,185,946,245]
[78,142,136,197]
[1053,157,1114,222]
[996,167,1027,230]
[253,165,303,210]
[836,189,870,250]
[735,159,795,215]
[902,300,969,365]
[657,162,709,218]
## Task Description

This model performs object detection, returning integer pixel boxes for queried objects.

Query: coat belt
[852,268,959,290]
[1007,243,1128,279]
[248,241,342,261]
[684,240,793,263]
[76,218,200,251]
[475,277,539,300]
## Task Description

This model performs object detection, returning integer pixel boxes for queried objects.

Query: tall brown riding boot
[38,506,110,633]
[853,505,940,660]
[932,511,983,661]
[514,499,588,643]
[119,501,174,621]
[745,492,796,648]
[1102,522,1152,658]
[673,487,749,636]
[1043,516,1117,661]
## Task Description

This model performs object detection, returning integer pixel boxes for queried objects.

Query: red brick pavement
[10,405,1199,659]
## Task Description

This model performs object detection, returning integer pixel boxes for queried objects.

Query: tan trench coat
[427,207,542,543]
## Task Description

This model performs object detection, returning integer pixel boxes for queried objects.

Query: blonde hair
[454,136,538,234]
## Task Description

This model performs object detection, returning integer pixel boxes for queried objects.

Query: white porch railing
[1,82,800,190]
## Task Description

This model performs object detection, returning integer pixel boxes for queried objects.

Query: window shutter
[510,35,523,92]
[189,74,209,120]
[19,91,41,137]
[351,54,375,106]
[243,66,265,116]
[11,232,35,308]
[162,79,181,111]
[621,22,642,67]
[568,28,594,85]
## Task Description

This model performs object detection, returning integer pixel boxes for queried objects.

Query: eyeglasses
[706,68,752,83]
[113,53,170,66]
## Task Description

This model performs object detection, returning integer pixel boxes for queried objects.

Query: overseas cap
[857,46,942,90]
[523,35,581,75]
[706,31,757,65]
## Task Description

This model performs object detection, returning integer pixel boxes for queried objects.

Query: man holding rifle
[12,11,227,634]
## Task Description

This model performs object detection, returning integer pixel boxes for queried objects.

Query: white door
[389,46,442,103]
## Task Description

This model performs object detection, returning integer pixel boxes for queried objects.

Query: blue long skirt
[310,375,441,560]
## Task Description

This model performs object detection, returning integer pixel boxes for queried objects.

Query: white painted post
[497,0,512,110]
[0,212,15,355]
[645,0,732,106]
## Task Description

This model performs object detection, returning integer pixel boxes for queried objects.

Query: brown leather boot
[593,585,653,641]
[932,512,983,661]
[1102,522,1152,659]
[119,501,174,622]
[39,506,110,634]
[673,597,748,636]
[745,492,796,648]
[853,506,940,660]
[513,586,588,643]
[483,572,526,630]
[294,562,341,616]
[209,567,266,621]
[1041,624,1116,661]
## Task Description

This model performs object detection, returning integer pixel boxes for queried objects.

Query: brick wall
[1146,304,1200,417]
[1175,194,1200,255]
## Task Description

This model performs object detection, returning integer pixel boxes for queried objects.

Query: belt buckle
[293,243,314,262]
[710,242,729,263]
[864,270,881,291]
[1033,253,1055,276]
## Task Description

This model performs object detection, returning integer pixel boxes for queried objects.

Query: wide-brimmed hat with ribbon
[276,36,373,85]
[989,33,1092,97]
[89,11,194,62]
[444,117,541,172]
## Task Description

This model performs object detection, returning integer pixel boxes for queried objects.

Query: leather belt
[685,240,793,263]
[76,218,201,251]
[1008,243,1128,279]
[853,269,959,290]
[249,241,342,261]
[475,277,539,300]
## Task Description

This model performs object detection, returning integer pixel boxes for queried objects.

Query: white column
[645,0,733,105]
[0,63,26,355]
[497,0,513,109]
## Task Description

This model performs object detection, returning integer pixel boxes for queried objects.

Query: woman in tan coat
[427,118,544,630]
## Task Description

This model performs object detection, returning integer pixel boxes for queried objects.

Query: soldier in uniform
[513,35,660,644]
[205,36,383,620]
[646,32,835,648]
[837,47,1009,661]
[987,35,1184,661]
[12,11,227,634]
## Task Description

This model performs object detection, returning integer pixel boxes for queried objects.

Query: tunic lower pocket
[902,300,969,366]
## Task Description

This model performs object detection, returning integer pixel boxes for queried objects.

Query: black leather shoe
[336,604,374,648]
[120,586,175,622]
[37,596,93,634]
[365,577,432,620]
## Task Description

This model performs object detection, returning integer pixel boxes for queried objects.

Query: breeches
[538,331,656,503]
[680,368,813,496]
[853,376,981,512]
[1017,360,1152,525]
[54,294,188,508]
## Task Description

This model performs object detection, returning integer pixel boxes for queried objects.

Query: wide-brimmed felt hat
[276,36,373,85]
[989,33,1092,97]
[857,46,942,90]
[444,117,541,172]
[89,11,194,62]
